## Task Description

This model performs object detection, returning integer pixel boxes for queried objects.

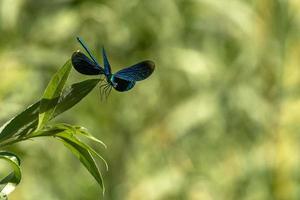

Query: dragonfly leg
[104,85,112,100]
[103,84,112,101]
[101,84,110,101]
[99,82,108,100]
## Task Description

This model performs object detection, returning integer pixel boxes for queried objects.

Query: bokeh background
[1,0,300,199]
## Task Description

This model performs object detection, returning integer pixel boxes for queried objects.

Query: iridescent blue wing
[76,37,100,66]
[71,51,104,75]
[114,60,155,81]
[102,47,111,75]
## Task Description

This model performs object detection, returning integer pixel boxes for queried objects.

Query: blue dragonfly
[71,37,155,98]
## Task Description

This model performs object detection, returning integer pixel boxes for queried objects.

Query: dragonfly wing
[114,60,155,81]
[71,51,104,75]
[102,47,112,75]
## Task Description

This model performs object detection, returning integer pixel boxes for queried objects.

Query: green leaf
[0,102,39,142]
[32,124,107,191]
[53,79,100,117]
[74,126,107,149]
[46,124,107,149]
[0,152,21,197]
[38,60,72,129]
[42,124,108,169]
[56,132,105,193]
[32,124,70,137]
[0,71,99,142]
[58,130,108,170]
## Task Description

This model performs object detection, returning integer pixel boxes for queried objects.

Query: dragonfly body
[109,74,135,92]
[71,37,155,96]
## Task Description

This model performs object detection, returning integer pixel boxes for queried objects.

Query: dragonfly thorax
[109,74,135,92]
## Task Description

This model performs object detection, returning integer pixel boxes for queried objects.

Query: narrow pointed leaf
[0,102,39,142]
[56,132,105,192]
[57,131,108,170]
[34,124,107,168]
[74,126,107,149]
[38,60,72,129]
[53,79,100,117]
[32,125,69,137]
[0,152,21,197]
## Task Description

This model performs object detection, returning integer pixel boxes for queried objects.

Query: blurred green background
[1,0,300,199]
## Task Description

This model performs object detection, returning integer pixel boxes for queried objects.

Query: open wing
[102,47,112,75]
[71,51,104,75]
[114,60,155,81]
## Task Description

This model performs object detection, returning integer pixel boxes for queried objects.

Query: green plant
[0,60,107,199]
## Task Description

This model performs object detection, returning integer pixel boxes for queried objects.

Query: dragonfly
[71,37,155,99]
